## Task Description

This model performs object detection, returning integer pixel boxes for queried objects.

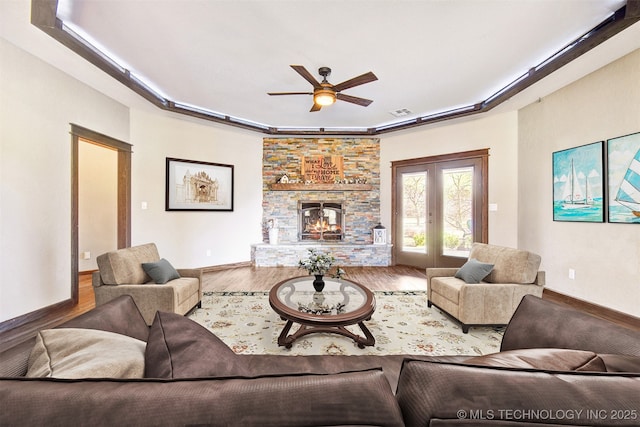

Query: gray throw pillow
[141,258,180,284]
[454,258,494,284]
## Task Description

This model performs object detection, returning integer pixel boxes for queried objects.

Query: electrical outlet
[206,249,212,257]
[82,251,91,260]
[568,268,575,280]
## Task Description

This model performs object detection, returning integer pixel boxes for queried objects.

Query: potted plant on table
[298,249,345,292]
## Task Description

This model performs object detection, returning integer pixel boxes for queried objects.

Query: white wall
[380,111,520,248]
[129,109,263,268]
[519,49,640,317]
[78,141,118,272]
[2,31,637,323]
[0,39,129,322]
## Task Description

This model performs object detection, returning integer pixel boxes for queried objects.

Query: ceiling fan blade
[336,93,373,107]
[332,71,378,92]
[310,103,322,112]
[291,65,322,88]
[268,92,313,96]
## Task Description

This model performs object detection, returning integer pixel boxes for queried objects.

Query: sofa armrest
[177,268,203,302]
[426,268,458,298]
[533,270,545,286]
[92,271,104,288]
[176,268,202,280]
[426,268,459,280]
[501,295,640,356]
[457,282,544,325]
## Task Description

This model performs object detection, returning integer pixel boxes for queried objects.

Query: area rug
[188,291,504,356]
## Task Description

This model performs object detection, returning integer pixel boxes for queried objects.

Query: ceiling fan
[268,65,378,112]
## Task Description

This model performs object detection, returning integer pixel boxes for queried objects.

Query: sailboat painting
[607,132,640,224]
[553,141,604,222]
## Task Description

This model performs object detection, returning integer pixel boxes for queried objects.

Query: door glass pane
[402,172,427,253]
[442,167,473,257]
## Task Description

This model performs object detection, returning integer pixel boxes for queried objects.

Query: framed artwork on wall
[552,141,604,222]
[607,131,640,224]
[166,157,234,211]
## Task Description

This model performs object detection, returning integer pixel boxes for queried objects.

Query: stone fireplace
[251,137,391,267]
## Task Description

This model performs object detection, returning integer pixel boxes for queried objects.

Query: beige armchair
[92,243,202,325]
[427,242,545,333]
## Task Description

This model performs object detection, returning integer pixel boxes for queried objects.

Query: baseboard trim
[79,269,97,276]
[0,298,75,353]
[543,288,639,331]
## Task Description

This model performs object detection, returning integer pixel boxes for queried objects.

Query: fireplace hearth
[299,201,344,241]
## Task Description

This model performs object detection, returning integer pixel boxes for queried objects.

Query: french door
[392,150,488,269]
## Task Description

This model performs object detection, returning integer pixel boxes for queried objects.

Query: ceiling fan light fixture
[314,88,336,106]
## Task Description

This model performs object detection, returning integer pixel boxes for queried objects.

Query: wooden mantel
[269,183,373,191]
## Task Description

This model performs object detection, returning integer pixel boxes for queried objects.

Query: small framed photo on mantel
[166,157,234,211]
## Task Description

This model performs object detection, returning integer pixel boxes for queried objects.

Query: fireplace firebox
[299,201,344,241]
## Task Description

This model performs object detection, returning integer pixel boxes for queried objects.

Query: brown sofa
[427,242,545,332]
[1,295,639,426]
[93,243,202,325]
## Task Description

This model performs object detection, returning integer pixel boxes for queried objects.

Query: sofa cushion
[145,311,250,378]
[396,358,640,427]
[467,348,607,371]
[142,258,180,284]
[454,258,494,284]
[97,243,160,285]
[469,242,541,284]
[26,328,145,379]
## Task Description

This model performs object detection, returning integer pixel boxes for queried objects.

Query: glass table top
[274,276,368,316]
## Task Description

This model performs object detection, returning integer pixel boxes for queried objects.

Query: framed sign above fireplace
[301,155,344,183]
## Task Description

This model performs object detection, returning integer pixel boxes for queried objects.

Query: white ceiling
[2,0,640,133]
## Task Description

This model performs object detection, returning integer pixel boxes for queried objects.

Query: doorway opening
[71,124,131,304]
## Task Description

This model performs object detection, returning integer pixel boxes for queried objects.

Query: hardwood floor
[56,266,640,333]
[74,265,427,319]
[6,267,425,352]
[3,264,636,354]
[202,265,427,292]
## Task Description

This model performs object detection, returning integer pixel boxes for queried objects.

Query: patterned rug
[188,291,504,356]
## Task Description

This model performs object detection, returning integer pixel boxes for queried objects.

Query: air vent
[389,108,412,117]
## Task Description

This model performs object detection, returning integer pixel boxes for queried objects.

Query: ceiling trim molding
[31,0,640,136]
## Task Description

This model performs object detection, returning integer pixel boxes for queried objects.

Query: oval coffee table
[269,276,376,348]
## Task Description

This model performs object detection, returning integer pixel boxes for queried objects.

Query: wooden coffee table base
[277,318,376,349]
[269,276,377,349]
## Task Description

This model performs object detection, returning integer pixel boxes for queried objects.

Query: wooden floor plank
[202,265,427,292]
[4,264,635,353]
